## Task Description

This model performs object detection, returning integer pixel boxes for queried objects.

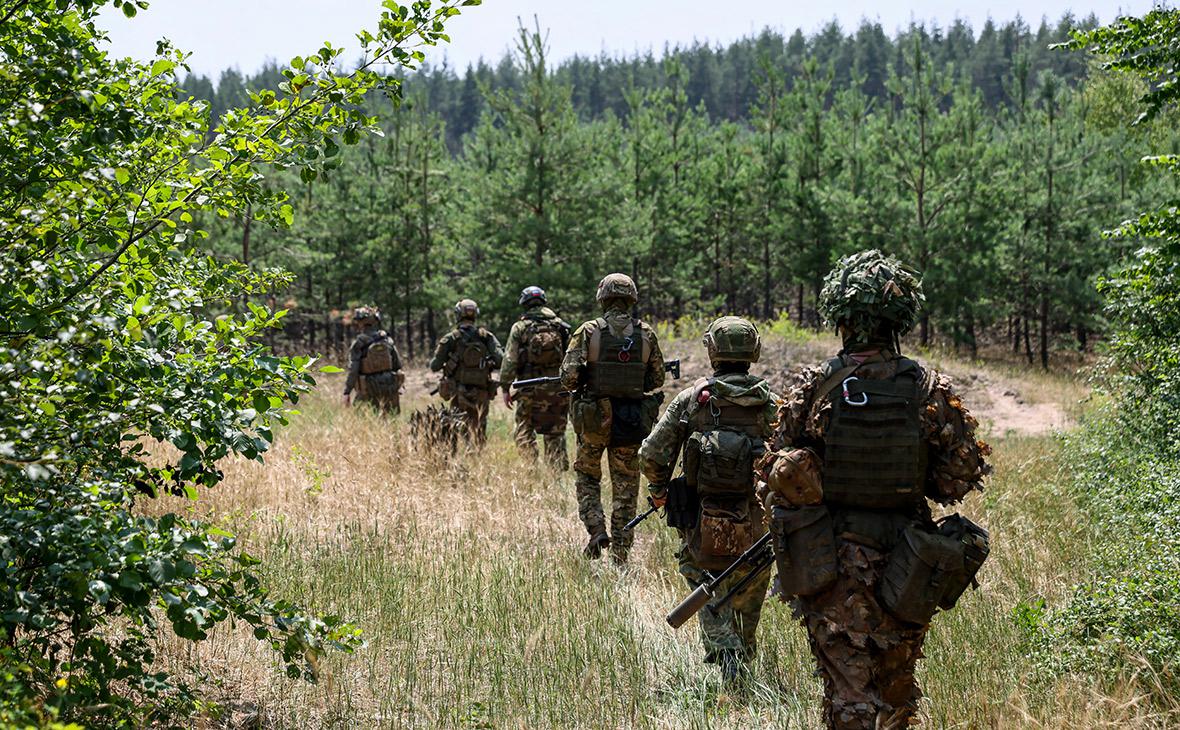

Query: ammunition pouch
[770,505,838,598]
[609,397,646,447]
[690,496,755,571]
[765,447,824,506]
[438,377,456,401]
[663,476,698,530]
[571,397,611,446]
[935,514,990,609]
[879,524,966,626]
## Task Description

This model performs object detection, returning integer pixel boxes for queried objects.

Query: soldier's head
[703,316,761,371]
[818,249,924,352]
[453,298,479,324]
[595,273,638,312]
[353,306,380,329]
[519,285,547,310]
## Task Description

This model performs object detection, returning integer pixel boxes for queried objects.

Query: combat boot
[583,532,610,559]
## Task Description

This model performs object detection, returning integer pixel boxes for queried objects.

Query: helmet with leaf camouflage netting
[818,250,924,347]
[595,273,638,306]
[702,316,762,364]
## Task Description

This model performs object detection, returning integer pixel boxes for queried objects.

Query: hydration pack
[524,318,566,369]
[453,328,492,387]
[359,334,395,375]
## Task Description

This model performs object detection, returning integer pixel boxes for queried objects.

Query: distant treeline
[181,14,1177,368]
[185,15,1098,147]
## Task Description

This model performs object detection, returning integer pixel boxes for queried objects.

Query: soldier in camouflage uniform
[429,299,504,444]
[501,286,572,469]
[639,316,779,680]
[757,250,991,729]
[560,273,665,564]
[342,306,404,414]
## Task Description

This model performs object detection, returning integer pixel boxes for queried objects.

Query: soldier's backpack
[523,318,566,369]
[681,380,769,570]
[360,334,395,375]
[453,328,492,387]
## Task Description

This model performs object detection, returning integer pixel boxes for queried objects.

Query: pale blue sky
[98,0,1154,80]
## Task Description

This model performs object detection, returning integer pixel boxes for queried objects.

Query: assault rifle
[665,532,775,629]
[509,358,682,393]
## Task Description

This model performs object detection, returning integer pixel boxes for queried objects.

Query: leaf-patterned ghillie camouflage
[818,250,925,348]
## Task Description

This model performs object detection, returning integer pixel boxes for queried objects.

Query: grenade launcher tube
[665,532,772,629]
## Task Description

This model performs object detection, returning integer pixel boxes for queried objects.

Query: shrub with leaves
[0,0,476,724]
[1031,9,1180,705]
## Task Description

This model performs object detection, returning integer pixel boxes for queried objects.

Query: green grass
[149,341,1176,728]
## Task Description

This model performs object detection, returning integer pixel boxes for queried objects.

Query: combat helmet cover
[519,285,547,308]
[818,249,924,345]
[454,298,479,321]
[595,273,638,306]
[353,306,380,327]
[703,316,762,364]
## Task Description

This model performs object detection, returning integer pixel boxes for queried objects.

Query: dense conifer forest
[177,13,1178,368]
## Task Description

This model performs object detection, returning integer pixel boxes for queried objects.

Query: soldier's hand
[502,391,513,409]
[342,393,352,407]
[649,490,668,509]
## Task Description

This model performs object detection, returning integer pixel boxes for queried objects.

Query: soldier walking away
[757,250,992,729]
[429,299,504,444]
[342,306,404,414]
[501,286,572,469]
[560,273,665,564]
[640,317,779,682]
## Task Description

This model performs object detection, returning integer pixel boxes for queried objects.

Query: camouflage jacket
[343,327,402,395]
[429,323,504,375]
[500,306,570,384]
[639,373,780,488]
[760,349,991,507]
[559,305,665,394]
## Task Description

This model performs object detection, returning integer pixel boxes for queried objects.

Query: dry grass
[149,337,1175,729]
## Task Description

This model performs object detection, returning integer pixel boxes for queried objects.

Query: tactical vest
[820,357,928,510]
[520,317,566,375]
[452,327,492,387]
[359,333,395,375]
[586,317,648,399]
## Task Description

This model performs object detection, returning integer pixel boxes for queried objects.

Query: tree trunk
[1023,316,1033,365]
[796,283,804,327]
[1039,293,1049,370]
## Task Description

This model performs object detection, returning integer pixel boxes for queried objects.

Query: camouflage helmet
[519,285,547,308]
[818,249,924,346]
[454,298,479,321]
[702,316,762,364]
[353,306,380,327]
[595,273,638,306]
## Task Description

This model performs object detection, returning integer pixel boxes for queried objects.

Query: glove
[502,390,513,409]
[648,484,668,509]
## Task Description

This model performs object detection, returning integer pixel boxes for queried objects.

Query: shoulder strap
[636,318,652,363]
[811,357,860,410]
[588,318,606,362]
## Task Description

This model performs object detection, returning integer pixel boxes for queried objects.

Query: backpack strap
[809,356,860,412]
[588,317,606,363]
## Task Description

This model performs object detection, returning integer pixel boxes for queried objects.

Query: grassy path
[155,347,1162,728]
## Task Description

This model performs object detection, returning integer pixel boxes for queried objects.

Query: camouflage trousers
[513,391,569,470]
[358,374,401,415]
[679,545,769,666]
[573,436,640,559]
[795,538,928,730]
[451,385,491,444]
